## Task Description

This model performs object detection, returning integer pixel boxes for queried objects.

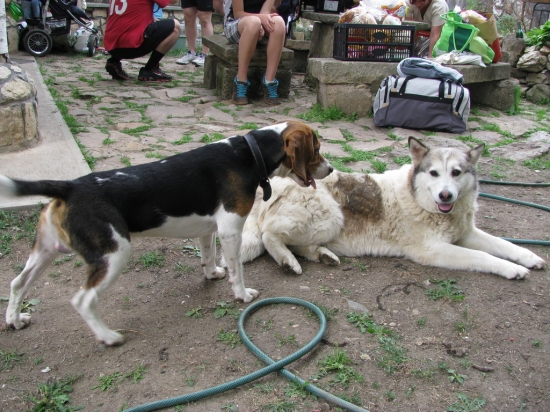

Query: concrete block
[318,83,373,117]
[468,78,519,111]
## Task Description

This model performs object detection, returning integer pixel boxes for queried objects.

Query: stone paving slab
[1,50,548,210]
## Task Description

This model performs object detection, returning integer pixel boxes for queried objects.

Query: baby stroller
[20,0,99,57]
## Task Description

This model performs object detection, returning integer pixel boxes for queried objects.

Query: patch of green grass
[448,369,467,385]
[102,137,115,145]
[315,349,364,388]
[523,157,550,170]
[417,317,426,327]
[387,133,402,141]
[339,128,355,141]
[284,379,314,399]
[275,333,298,346]
[0,209,41,257]
[124,363,147,383]
[214,301,240,319]
[255,317,274,331]
[393,155,411,166]
[297,104,356,123]
[185,307,203,318]
[425,278,465,302]
[455,310,476,334]
[174,261,194,278]
[447,393,486,412]
[217,329,241,348]
[0,350,24,371]
[304,303,338,321]
[120,156,132,167]
[172,134,193,145]
[370,159,387,173]
[347,311,394,336]
[336,390,362,406]
[92,372,123,391]
[139,251,165,268]
[237,122,259,130]
[200,133,226,144]
[253,382,276,393]
[21,298,41,314]
[532,340,542,347]
[145,152,167,160]
[260,400,297,412]
[323,155,354,173]
[121,125,152,136]
[28,376,83,412]
[174,95,195,103]
[54,255,73,265]
[386,390,396,401]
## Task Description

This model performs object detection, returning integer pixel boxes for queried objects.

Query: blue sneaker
[262,76,280,106]
[232,76,250,105]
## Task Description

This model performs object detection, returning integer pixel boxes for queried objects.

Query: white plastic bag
[433,51,486,67]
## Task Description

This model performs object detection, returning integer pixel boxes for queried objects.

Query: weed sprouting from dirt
[138,251,165,268]
[28,375,83,412]
[0,350,24,371]
[185,307,203,318]
[447,393,486,411]
[314,349,364,388]
[425,278,465,301]
[217,329,241,348]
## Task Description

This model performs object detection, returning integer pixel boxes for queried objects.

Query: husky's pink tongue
[438,203,453,213]
[309,177,317,189]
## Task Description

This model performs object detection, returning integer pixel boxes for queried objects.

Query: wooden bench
[202,34,294,101]
[307,58,517,116]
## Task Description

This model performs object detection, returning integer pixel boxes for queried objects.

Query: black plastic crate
[333,24,416,62]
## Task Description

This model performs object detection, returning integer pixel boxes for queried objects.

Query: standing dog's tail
[0,174,74,200]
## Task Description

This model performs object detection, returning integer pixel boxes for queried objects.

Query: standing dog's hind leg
[198,233,225,280]
[71,231,131,346]
[6,243,60,330]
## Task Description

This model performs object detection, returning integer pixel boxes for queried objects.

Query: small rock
[299,286,310,291]
[347,299,369,314]
[41,367,51,373]
[505,322,511,328]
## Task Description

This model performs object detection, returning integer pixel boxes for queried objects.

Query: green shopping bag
[433,11,495,64]
[8,1,24,22]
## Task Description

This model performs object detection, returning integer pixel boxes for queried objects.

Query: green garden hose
[124,297,368,412]
[479,179,550,246]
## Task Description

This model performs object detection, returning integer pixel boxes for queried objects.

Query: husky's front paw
[236,288,259,303]
[98,330,125,346]
[497,262,530,280]
[281,256,302,274]
[520,254,547,270]
[319,247,340,266]
[206,267,226,279]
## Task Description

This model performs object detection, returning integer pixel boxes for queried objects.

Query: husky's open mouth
[438,203,453,213]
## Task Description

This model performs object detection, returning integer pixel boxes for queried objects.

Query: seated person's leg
[31,0,41,18]
[263,15,285,106]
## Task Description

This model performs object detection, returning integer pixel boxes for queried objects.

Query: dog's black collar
[244,133,272,201]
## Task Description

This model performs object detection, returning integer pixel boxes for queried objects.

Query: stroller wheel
[87,34,98,57]
[23,30,53,57]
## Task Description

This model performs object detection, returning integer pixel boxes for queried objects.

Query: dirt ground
[1,52,550,412]
[0,160,548,412]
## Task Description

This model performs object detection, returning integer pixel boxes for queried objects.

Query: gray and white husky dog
[236,137,546,279]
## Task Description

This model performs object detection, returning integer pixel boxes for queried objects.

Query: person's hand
[258,13,279,33]
[258,25,265,41]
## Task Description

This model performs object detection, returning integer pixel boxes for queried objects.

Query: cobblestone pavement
[30,50,550,174]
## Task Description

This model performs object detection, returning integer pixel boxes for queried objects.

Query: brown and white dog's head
[276,120,332,188]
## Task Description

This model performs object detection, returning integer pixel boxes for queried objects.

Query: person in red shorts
[104,0,181,82]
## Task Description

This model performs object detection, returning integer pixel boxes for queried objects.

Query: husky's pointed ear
[468,144,485,165]
[408,137,428,166]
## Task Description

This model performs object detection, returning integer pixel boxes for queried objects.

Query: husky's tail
[0,174,74,200]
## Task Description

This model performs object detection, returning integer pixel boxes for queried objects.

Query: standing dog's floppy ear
[408,137,429,166]
[283,126,315,187]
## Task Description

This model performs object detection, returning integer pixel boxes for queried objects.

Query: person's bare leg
[198,11,213,55]
[265,16,285,82]
[155,20,182,54]
[236,16,262,82]
[184,8,199,53]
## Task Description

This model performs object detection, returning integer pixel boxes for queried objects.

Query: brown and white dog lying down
[237,137,546,278]
[0,121,333,346]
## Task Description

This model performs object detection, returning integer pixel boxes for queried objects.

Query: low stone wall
[501,34,550,104]
[307,59,515,116]
[0,64,39,153]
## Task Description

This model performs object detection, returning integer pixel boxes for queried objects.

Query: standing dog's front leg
[198,233,225,280]
[217,214,259,302]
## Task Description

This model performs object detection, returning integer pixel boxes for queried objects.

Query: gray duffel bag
[373,75,470,134]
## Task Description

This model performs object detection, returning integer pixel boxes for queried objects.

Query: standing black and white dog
[0,121,332,345]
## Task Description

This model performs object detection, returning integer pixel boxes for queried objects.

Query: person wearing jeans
[223,0,285,106]
[176,0,214,67]
[22,0,41,20]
